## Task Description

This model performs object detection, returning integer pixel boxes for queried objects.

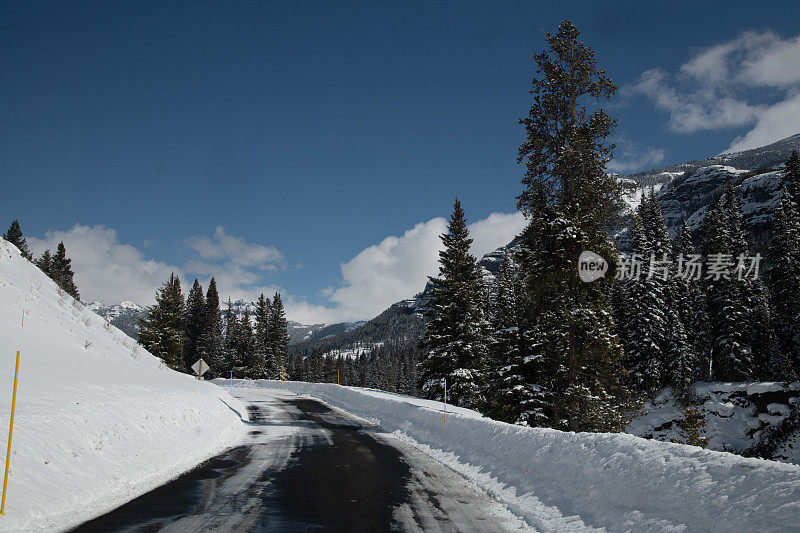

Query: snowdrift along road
[0,239,247,532]
[233,379,800,532]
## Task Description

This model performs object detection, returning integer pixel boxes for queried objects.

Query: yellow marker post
[337,369,340,398]
[444,378,447,425]
[2,351,21,515]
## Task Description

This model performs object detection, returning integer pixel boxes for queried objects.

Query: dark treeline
[284,345,421,396]
[138,274,290,379]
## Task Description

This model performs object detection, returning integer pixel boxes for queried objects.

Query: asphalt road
[71,389,530,532]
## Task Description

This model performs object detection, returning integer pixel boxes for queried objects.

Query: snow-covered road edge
[231,379,800,532]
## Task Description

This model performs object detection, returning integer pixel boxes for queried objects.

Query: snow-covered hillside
[229,380,800,532]
[0,239,247,531]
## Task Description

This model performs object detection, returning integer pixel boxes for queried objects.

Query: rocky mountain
[86,301,145,340]
[617,133,800,249]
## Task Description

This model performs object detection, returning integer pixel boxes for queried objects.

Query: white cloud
[628,30,800,151]
[607,137,667,173]
[293,211,527,323]
[726,91,800,153]
[28,224,182,306]
[185,226,283,269]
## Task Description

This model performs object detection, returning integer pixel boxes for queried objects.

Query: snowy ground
[234,379,800,532]
[0,239,247,531]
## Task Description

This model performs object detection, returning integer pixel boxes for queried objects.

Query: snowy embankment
[0,239,247,532]
[233,379,800,532]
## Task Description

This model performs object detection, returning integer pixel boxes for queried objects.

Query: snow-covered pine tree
[418,199,489,409]
[268,293,290,376]
[182,279,205,372]
[515,20,627,432]
[138,273,185,370]
[702,183,771,381]
[768,188,800,379]
[51,242,80,299]
[483,250,529,423]
[197,277,225,378]
[617,204,670,394]
[3,220,32,260]
[251,293,274,379]
[671,214,709,386]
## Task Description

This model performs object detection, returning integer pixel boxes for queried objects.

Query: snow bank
[0,239,247,531]
[235,379,800,532]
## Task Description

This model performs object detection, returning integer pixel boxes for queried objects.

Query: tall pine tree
[182,279,206,372]
[768,152,800,379]
[418,199,489,409]
[51,242,80,299]
[515,20,627,432]
[197,277,225,378]
[139,273,185,369]
[269,293,290,376]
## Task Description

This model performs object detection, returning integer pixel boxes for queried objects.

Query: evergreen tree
[236,308,255,378]
[138,273,185,369]
[222,298,238,377]
[3,220,32,260]
[252,293,274,379]
[36,249,54,278]
[182,279,205,372]
[768,188,800,378]
[197,277,225,378]
[784,149,800,200]
[268,293,290,376]
[51,242,80,299]
[671,215,710,387]
[514,20,627,432]
[418,199,489,409]
[702,183,771,381]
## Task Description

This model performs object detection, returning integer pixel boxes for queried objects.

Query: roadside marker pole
[1,351,21,515]
[444,378,447,425]
[337,369,340,398]
[230,371,233,396]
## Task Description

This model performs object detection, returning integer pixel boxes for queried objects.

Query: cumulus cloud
[28,224,182,305]
[297,211,527,323]
[627,30,800,152]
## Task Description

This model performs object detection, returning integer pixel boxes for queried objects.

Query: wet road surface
[71,389,530,532]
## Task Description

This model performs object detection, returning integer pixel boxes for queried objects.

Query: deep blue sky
[2,1,799,319]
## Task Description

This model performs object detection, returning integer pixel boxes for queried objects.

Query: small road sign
[192,359,209,379]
